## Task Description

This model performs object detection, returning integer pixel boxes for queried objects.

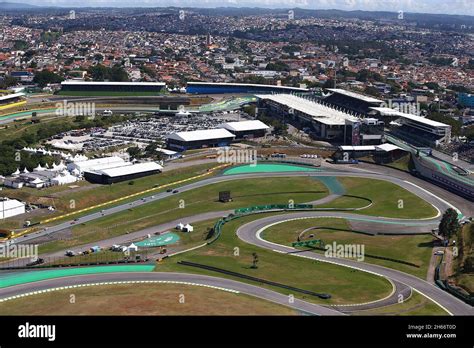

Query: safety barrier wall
[413,156,474,201]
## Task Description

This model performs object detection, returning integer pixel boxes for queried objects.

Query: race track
[1,163,473,316]
[0,272,342,316]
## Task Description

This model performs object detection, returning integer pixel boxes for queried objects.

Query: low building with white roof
[218,120,269,139]
[166,128,236,151]
[83,161,163,184]
[0,198,25,219]
[66,156,126,174]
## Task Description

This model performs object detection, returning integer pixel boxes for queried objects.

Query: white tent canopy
[128,243,138,252]
[183,224,194,232]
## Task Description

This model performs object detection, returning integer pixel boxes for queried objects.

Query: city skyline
[2,0,474,17]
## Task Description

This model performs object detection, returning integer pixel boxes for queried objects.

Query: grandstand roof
[93,162,163,178]
[370,107,450,128]
[339,145,376,151]
[157,148,178,155]
[61,80,165,86]
[166,128,236,142]
[0,198,25,210]
[327,88,384,104]
[69,156,126,172]
[0,92,25,101]
[375,143,402,152]
[256,94,359,126]
[187,82,308,91]
[219,120,269,132]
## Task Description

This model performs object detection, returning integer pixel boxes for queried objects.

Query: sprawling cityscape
[0,0,473,346]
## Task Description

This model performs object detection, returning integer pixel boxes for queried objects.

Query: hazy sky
[6,0,474,16]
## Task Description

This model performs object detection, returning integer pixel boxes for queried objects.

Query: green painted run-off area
[0,265,155,289]
[135,233,180,247]
[224,163,321,175]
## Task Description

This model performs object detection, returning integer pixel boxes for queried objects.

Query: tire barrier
[178,260,331,299]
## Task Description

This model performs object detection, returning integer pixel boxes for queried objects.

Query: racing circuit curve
[1,162,473,316]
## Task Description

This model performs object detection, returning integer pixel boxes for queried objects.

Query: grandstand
[186,82,308,95]
[324,88,385,116]
[60,81,166,94]
[256,94,361,143]
[0,92,26,110]
[371,107,451,146]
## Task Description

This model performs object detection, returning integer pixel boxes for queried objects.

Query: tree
[0,76,19,89]
[127,146,141,159]
[251,252,259,269]
[33,70,64,87]
[438,208,460,240]
[364,86,381,97]
[88,64,109,81]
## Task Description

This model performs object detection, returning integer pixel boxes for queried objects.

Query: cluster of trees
[0,145,56,177]
[356,69,384,83]
[461,224,474,272]
[429,57,455,67]
[438,208,460,239]
[364,86,382,97]
[0,76,19,89]
[282,45,302,54]
[33,70,64,88]
[87,64,129,82]
[126,142,166,161]
[266,61,290,72]
[13,40,28,50]
[257,114,287,136]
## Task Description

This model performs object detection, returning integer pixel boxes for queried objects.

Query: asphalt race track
[1,162,473,315]
[235,214,473,316]
[9,169,464,245]
[0,272,342,316]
